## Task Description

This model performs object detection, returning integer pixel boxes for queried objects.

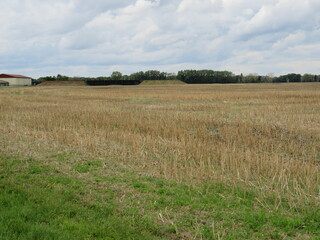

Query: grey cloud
[1,0,320,77]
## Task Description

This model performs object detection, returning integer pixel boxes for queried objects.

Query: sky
[0,0,320,78]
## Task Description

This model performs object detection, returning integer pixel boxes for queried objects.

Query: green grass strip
[0,155,319,239]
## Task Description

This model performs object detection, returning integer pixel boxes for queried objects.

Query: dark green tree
[302,74,316,82]
[110,71,123,81]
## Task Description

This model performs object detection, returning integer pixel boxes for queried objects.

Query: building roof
[0,74,32,79]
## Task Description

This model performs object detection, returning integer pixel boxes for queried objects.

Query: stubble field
[0,83,319,239]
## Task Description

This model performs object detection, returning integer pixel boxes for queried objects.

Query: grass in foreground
[0,154,319,239]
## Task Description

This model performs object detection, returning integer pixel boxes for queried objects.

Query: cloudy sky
[1,0,319,78]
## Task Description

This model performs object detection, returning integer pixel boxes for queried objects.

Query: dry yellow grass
[0,83,319,210]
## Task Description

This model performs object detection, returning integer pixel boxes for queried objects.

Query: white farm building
[0,74,32,86]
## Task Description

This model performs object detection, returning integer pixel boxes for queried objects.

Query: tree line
[176,71,319,83]
[36,71,176,82]
[35,70,320,84]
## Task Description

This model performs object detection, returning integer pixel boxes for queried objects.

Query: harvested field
[0,83,319,239]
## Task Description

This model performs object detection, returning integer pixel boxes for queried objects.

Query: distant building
[0,74,32,86]
[0,80,9,86]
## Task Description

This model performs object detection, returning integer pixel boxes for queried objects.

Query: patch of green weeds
[50,152,72,162]
[0,154,319,239]
[115,174,319,239]
[74,160,102,173]
[0,155,163,240]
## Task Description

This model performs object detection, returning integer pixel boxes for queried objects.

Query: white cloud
[177,0,222,13]
[0,0,319,77]
[272,31,306,51]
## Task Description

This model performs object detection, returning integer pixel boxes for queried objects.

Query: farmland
[0,83,319,239]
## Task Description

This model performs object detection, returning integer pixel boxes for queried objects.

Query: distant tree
[165,72,177,80]
[239,73,243,83]
[263,72,275,83]
[37,76,56,82]
[144,70,166,80]
[96,76,109,81]
[56,74,69,81]
[110,71,122,81]
[302,73,316,82]
[129,71,145,81]
[177,70,237,83]
[122,75,130,80]
[243,73,260,83]
[276,73,301,83]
